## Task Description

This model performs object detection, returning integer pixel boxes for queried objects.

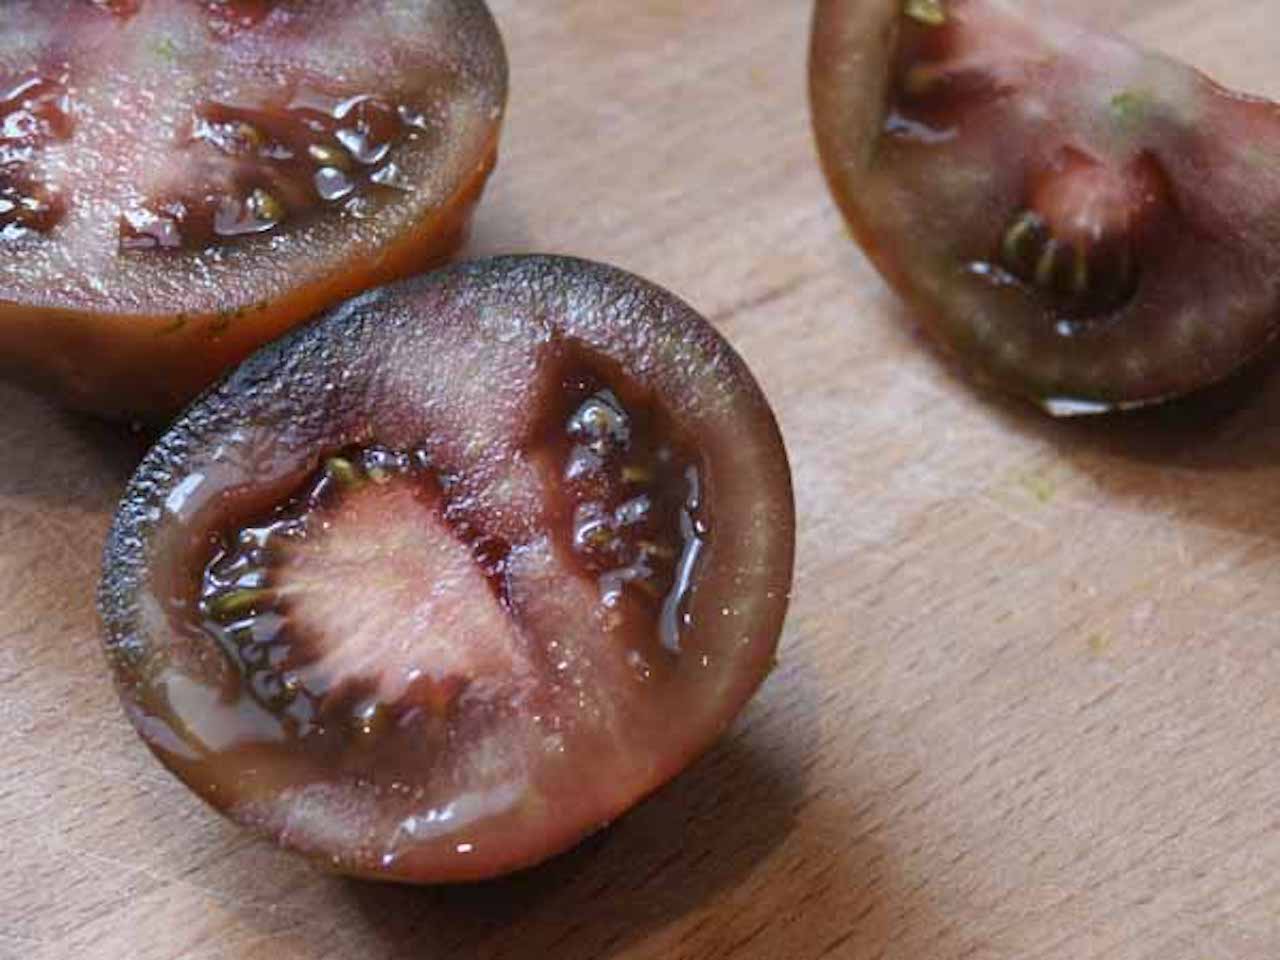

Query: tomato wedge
[98,256,796,883]
[811,0,1280,413]
[0,0,505,417]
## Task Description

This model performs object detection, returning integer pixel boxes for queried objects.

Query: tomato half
[811,0,1280,413]
[98,256,796,883]
[0,0,505,416]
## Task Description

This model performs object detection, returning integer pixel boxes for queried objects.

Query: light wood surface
[5,2,1280,958]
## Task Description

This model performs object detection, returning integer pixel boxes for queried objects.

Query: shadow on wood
[341,730,807,959]
[871,291,1280,545]
[0,384,148,511]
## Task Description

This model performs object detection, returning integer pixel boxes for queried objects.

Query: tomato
[0,0,505,417]
[811,0,1280,413]
[98,256,796,884]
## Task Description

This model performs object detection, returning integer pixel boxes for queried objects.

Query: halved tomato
[0,0,505,417]
[98,256,796,884]
[811,0,1280,413]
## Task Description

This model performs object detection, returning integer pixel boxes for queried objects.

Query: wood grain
[5,1,1280,958]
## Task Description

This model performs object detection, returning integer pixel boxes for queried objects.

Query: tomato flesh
[0,0,505,416]
[811,0,1280,412]
[98,256,796,884]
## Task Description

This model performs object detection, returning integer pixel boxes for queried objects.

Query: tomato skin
[0,0,507,419]
[811,0,1280,413]
[98,256,795,884]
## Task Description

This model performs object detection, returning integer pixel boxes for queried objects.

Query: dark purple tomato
[0,0,505,417]
[99,256,796,883]
[811,0,1280,414]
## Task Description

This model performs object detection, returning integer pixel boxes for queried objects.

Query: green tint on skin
[148,36,179,63]
[1109,89,1155,130]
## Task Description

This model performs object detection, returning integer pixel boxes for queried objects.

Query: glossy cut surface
[811,0,1280,413]
[0,0,506,417]
[98,256,796,884]
[13,3,1280,956]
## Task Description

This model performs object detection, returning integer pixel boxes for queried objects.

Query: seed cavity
[213,187,285,237]
[573,502,616,554]
[988,148,1171,317]
[0,74,73,241]
[568,390,630,453]
[0,177,65,240]
[198,444,509,735]
[884,7,1028,142]
[554,362,707,652]
[121,86,428,253]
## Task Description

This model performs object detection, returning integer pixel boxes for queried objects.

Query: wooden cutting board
[5,1,1280,957]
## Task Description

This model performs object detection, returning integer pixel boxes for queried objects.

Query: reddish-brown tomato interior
[190,359,706,763]
[0,0,505,415]
[100,258,795,884]
[0,74,72,238]
[884,13,1177,322]
[811,0,1280,411]
[120,88,426,252]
